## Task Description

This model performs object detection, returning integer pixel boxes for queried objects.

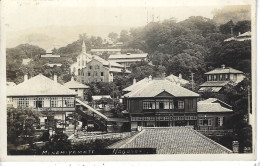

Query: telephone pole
[191,72,194,91]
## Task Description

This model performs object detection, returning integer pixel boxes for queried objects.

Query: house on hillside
[197,98,233,130]
[91,48,121,56]
[41,49,60,58]
[108,53,149,68]
[224,31,251,42]
[77,55,131,83]
[7,74,78,131]
[199,65,246,92]
[64,77,89,100]
[123,75,200,130]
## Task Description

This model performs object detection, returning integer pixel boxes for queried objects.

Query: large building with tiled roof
[108,53,149,68]
[108,127,233,154]
[7,74,78,130]
[224,31,251,42]
[123,76,200,130]
[199,65,246,92]
[197,98,233,130]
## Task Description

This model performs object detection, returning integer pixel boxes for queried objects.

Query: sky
[3,0,253,32]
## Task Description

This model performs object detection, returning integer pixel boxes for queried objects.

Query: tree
[108,32,119,43]
[7,107,40,146]
[119,30,130,43]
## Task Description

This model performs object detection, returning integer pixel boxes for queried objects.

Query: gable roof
[166,74,189,85]
[198,98,233,113]
[108,127,232,154]
[7,74,77,97]
[109,53,148,59]
[91,55,123,68]
[124,79,199,98]
[64,79,89,89]
[123,78,149,92]
[205,67,244,74]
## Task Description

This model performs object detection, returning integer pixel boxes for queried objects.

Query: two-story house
[123,76,200,130]
[7,74,78,130]
[199,65,246,92]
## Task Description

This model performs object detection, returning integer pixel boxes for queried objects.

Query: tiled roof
[199,81,229,87]
[123,78,149,92]
[7,74,77,96]
[124,79,199,98]
[205,67,243,74]
[108,127,232,154]
[91,55,123,68]
[166,74,189,85]
[109,53,148,59]
[64,80,89,89]
[198,103,233,113]
[200,98,232,108]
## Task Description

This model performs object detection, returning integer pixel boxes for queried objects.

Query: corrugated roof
[205,67,243,74]
[199,81,229,87]
[7,74,77,96]
[124,79,199,98]
[108,127,232,154]
[108,67,131,73]
[166,74,189,85]
[64,80,89,89]
[109,53,148,59]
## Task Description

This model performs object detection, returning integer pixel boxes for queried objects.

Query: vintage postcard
[0,0,257,162]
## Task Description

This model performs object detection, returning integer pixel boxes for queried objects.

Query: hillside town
[6,6,253,155]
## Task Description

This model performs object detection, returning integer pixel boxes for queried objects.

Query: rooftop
[108,53,148,59]
[91,49,121,52]
[198,103,233,113]
[108,127,232,154]
[205,67,244,75]
[92,95,112,101]
[166,74,189,85]
[124,78,199,98]
[7,74,77,97]
[64,78,89,89]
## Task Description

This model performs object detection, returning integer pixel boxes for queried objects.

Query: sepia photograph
[0,0,256,161]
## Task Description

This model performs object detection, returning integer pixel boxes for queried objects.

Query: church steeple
[82,41,86,53]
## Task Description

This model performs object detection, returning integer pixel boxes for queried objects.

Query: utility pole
[191,72,194,91]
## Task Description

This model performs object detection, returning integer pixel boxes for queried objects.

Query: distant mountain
[6,25,131,50]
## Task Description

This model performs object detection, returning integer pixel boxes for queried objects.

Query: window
[18,98,25,107]
[143,101,155,109]
[101,72,104,76]
[51,97,58,107]
[63,97,74,107]
[25,98,29,107]
[89,66,92,70]
[199,119,212,126]
[213,75,217,81]
[219,74,223,81]
[225,74,229,80]
[38,97,44,108]
[218,117,224,126]
[178,100,184,109]
[208,75,212,81]
[88,72,91,76]
[94,71,98,76]
[78,69,80,75]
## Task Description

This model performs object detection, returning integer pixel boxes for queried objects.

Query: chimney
[24,74,28,82]
[54,75,58,82]
[221,64,225,69]
[232,141,239,153]
[133,78,136,85]
[149,75,152,81]
[238,32,241,36]
[179,73,182,80]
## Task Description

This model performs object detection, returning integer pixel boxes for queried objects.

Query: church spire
[82,40,86,53]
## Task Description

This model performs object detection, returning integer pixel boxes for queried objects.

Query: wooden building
[123,76,200,130]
